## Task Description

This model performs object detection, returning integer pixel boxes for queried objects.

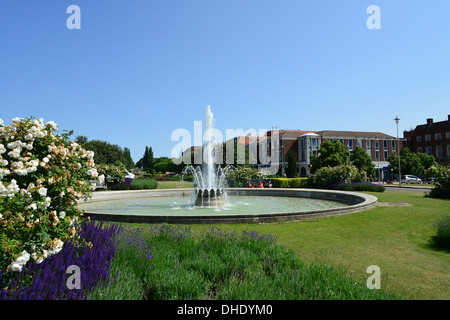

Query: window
[436,146,443,159]
[447,145,450,158]
[391,140,396,150]
[417,147,423,153]
[425,134,431,141]
[348,139,353,151]
[339,139,344,145]
[383,140,388,150]
[375,141,380,150]
[416,136,422,142]
[426,146,432,155]
[446,132,450,139]
[365,140,371,157]
[435,133,441,140]
[267,141,271,157]
[375,150,380,161]
[309,138,319,158]
[384,150,388,161]
[357,138,362,147]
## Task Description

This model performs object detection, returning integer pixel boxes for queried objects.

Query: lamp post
[394,116,402,187]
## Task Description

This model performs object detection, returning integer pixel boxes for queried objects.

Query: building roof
[407,116,450,132]
[317,130,396,139]
[266,129,318,138]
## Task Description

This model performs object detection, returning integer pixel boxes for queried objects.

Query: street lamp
[394,116,402,187]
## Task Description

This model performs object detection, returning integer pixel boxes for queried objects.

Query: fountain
[78,105,379,224]
[182,106,232,207]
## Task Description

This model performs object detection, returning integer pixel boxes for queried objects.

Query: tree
[123,147,134,169]
[79,138,134,169]
[286,151,298,178]
[141,146,154,171]
[350,146,375,176]
[310,140,350,173]
[387,148,425,177]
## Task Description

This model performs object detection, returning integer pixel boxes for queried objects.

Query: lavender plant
[0,220,120,300]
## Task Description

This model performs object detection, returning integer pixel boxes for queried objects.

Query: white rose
[38,187,47,196]
[10,263,22,272]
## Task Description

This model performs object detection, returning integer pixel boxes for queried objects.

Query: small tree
[350,146,375,176]
[286,151,298,178]
[310,140,350,173]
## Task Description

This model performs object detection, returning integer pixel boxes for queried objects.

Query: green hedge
[271,178,312,188]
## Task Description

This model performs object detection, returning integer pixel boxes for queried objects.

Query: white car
[401,175,422,184]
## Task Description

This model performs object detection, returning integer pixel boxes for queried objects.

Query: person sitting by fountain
[258,181,264,188]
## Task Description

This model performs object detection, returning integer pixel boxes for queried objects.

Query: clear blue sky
[1,0,449,162]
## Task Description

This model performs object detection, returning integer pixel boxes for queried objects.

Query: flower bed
[0,220,120,300]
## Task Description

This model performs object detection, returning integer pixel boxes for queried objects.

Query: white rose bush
[0,117,98,274]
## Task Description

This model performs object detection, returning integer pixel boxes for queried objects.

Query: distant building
[252,129,399,178]
[299,130,399,177]
[403,115,450,166]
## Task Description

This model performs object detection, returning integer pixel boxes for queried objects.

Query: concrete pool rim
[79,188,378,224]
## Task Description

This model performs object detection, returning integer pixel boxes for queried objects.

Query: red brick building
[403,115,450,166]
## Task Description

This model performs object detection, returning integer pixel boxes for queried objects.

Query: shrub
[0,117,98,273]
[271,178,311,188]
[271,178,291,188]
[312,165,367,189]
[337,182,385,192]
[425,165,450,199]
[96,162,128,185]
[130,178,158,190]
[431,215,450,250]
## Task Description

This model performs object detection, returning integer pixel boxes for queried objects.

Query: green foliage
[286,151,298,178]
[96,162,128,184]
[141,146,154,171]
[387,148,437,177]
[271,178,311,188]
[310,140,350,173]
[336,182,385,192]
[99,224,396,300]
[425,165,450,199]
[76,136,134,169]
[312,165,367,189]
[350,146,375,176]
[225,166,262,187]
[130,178,158,190]
[430,214,450,250]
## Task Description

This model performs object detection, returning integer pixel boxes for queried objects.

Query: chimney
[426,118,433,126]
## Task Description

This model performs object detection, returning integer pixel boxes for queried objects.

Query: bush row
[270,178,312,188]
[107,178,158,191]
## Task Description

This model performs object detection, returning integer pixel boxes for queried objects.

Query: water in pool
[79,195,348,216]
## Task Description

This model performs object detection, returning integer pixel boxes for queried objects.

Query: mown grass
[157,180,194,189]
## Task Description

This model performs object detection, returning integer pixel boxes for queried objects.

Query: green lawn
[187,190,449,300]
[156,180,194,189]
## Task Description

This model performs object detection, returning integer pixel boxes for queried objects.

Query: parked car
[401,175,422,184]
[423,177,436,184]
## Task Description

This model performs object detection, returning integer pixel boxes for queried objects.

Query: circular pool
[78,188,377,224]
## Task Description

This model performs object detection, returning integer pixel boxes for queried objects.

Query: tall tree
[141,146,155,171]
[286,151,298,178]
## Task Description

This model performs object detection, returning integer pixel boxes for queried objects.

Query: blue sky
[0,0,449,161]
